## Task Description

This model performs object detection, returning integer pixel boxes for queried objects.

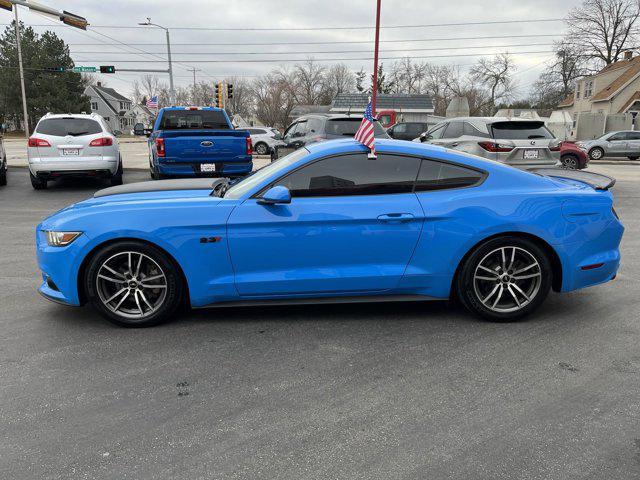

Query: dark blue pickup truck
[149,107,253,179]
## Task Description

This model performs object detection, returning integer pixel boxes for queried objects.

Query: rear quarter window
[415,159,484,191]
[159,110,230,130]
[35,118,103,137]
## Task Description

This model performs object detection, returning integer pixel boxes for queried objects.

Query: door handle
[377,213,415,223]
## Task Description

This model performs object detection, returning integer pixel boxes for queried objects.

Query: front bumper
[36,228,88,306]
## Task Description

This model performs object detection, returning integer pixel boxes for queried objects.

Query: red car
[560,141,589,169]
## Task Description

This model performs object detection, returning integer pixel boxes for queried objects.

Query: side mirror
[258,185,291,205]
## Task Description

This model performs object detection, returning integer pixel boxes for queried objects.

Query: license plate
[523,149,539,159]
[200,163,217,172]
[62,148,79,156]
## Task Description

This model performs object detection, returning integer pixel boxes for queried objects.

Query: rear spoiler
[530,168,616,191]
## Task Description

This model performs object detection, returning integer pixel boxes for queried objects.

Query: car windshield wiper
[68,131,89,136]
[528,135,546,139]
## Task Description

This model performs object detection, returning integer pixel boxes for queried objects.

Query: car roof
[159,106,225,112]
[443,116,545,124]
[40,113,102,120]
[297,113,367,120]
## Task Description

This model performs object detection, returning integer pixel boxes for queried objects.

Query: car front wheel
[84,241,184,327]
[456,236,552,322]
[561,154,579,169]
[589,147,604,160]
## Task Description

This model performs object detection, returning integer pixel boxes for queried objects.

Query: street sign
[72,66,97,73]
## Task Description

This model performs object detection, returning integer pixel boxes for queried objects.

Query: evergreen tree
[0,22,90,132]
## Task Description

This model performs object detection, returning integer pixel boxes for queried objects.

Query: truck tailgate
[162,129,248,162]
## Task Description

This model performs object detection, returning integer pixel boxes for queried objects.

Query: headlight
[45,231,82,247]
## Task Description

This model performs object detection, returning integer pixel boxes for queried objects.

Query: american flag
[354,101,376,156]
[146,96,158,109]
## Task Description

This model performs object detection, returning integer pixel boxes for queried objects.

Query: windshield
[36,118,102,137]
[159,110,230,130]
[325,119,389,138]
[490,121,554,140]
[224,148,309,199]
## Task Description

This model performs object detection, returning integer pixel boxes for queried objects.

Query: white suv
[246,127,284,156]
[28,113,122,190]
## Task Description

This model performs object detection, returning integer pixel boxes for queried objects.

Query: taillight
[28,137,51,147]
[89,137,113,147]
[478,141,514,153]
[246,136,253,155]
[155,138,165,157]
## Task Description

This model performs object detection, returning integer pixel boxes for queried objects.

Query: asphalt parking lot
[1,165,639,480]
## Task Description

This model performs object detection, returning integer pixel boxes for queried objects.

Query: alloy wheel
[96,251,168,320]
[472,246,542,313]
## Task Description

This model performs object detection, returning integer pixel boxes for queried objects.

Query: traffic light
[0,0,13,12]
[61,11,89,30]
[227,84,233,99]
[99,66,116,74]
[215,82,223,108]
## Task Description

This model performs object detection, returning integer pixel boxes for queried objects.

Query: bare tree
[469,53,516,113]
[566,0,640,66]
[223,77,254,117]
[133,75,161,104]
[390,57,427,94]
[355,68,367,93]
[530,42,586,109]
[251,71,296,128]
[290,59,326,104]
[320,63,356,104]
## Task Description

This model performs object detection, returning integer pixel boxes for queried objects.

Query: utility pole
[139,18,175,105]
[371,0,382,116]
[188,67,201,103]
[13,6,28,137]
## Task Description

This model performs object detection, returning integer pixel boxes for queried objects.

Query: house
[557,51,640,121]
[330,93,434,126]
[131,103,156,128]
[84,82,137,133]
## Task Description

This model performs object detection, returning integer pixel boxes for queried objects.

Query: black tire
[254,142,269,155]
[30,171,47,190]
[84,241,184,327]
[456,236,553,322]
[110,159,123,186]
[561,154,579,170]
[628,156,639,160]
[0,162,6,186]
[589,147,604,160]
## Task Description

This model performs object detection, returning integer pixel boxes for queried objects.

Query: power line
[69,43,556,56]
[1,18,565,31]
[63,34,564,47]
[71,50,556,64]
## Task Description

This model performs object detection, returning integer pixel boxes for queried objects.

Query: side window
[393,123,408,133]
[415,159,484,191]
[273,154,421,197]
[608,132,626,141]
[463,122,490,138]
[427,123,447,139]
[307,118,323,134]
[627,132,640,140]
[444,121,464,138]
[283,122,300,140]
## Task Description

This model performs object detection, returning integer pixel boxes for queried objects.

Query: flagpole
[371,0,382,116]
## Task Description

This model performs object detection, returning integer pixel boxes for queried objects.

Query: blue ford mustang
[36,139,624,327]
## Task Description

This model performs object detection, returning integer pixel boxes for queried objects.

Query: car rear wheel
[254,142,269,155]
[85,241,183,327]
[110,159,123,186]
[561,154,579,169]
[30,171,47,190]
[589,147,604,160]
[456,236,552,322]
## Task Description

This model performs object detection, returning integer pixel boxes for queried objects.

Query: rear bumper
[156,157,253,177]
[557,219,624,292]
[29,157,118,176]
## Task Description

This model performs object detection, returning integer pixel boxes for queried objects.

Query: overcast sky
[3,0,583,99]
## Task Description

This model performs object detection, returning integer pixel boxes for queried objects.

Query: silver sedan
[577,130,640,160]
